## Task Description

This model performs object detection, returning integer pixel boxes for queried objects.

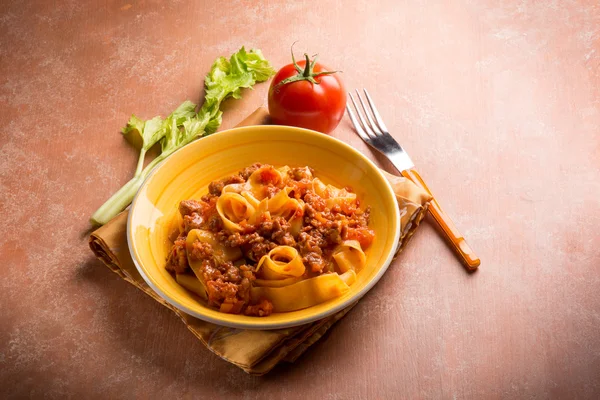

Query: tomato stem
[291,42,302,74]
[275,47,341,90]
[302,53,312,77]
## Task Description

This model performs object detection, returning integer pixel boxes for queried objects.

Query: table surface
[2,1,599,399]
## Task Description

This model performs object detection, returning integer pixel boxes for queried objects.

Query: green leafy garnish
[90,47,275,225]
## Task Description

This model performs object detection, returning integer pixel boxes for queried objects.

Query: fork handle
[401,168,480,271]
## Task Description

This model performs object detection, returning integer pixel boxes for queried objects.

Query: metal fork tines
[346,88,481,271]
[346,89,414,171]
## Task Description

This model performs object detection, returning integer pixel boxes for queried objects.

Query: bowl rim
[127,124,400,330]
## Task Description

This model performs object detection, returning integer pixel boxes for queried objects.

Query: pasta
[250,271,357,313]
[256,246,306,280]
[216,193,255,232]
[165,163,375,316]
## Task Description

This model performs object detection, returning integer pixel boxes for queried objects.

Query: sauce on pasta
[166,163,374,316]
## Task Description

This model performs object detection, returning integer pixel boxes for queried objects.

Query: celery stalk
[90,47,275,225]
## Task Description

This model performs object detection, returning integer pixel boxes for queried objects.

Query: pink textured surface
[1,0,599,398]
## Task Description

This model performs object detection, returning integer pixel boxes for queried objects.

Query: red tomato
[268,53,346,134]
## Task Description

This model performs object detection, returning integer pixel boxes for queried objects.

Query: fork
[347,89,480,271]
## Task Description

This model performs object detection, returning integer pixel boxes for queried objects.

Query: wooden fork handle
[401,168,480,271]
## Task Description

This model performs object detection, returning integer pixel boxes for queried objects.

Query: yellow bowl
[128,125,400,330]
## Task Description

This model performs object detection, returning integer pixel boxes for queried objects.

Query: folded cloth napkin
[89,107,432,375]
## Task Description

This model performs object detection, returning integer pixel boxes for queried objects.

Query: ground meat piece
[168,227,180,243]
[179,199,203,217]
[244,233,277,261]
[214,227,252,245]
[165,237,189,274]
[210,280,238,298]
[303,252,327,273]
[251,241,278,261]
[221,261,242,283]
[309,216,344,245]
[240,163,262,180]
[256,217,290,240]
[301,198,349,247]
[208,180,224,196]
[237,277,251,303]
[245,299,274,317]
[208,174,245,196]
[287,184,309,200]
[324,221,343,245]
[201,259,220,281]
[199,261,256,313]
[271,218,295,246]
[289,166,312,181]
[298,229,330,272]
[344,206,370,228]
[206,280,238,307]
[362,207,371,224]
[298,231,326,255]
[264,185,280,198]
[237,265,256,304]
[277,233,296,246]
[207,214,223,232]
[303,192,326,211]
[221,232,245,247]
[256,219,274,236]
[239,264,256,280]
[189,241,214,262]
[200,193,217,203]
[223,174,245,185]
[183,213,204,233]
[330,204,342,214]
[243,232,262,244]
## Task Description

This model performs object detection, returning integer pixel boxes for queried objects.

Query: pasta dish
[166,164,374,316]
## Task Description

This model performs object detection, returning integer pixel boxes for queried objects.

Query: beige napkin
[89,107,432,375]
